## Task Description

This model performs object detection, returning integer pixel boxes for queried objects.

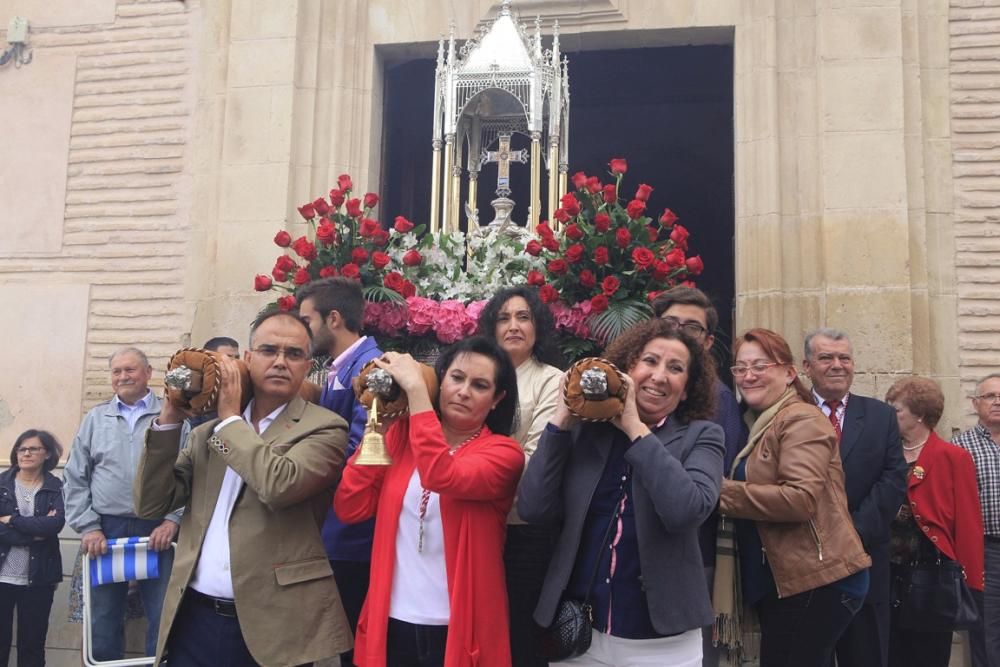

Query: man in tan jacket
[134,310,352,666]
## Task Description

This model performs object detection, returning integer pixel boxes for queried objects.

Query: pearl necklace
[902,437,928,451]
[417,428,482,553]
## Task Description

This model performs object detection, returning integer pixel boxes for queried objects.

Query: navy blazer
[835,393,908,604]
[0,468,65,586]
[519,418,724,636]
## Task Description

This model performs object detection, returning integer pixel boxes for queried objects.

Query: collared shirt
[114,391,153,433]
[188,400,287,599]
[953,423,1000,537]
[326,336,369,391]
[813,389,849,433]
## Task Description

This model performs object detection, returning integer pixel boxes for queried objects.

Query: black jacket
[0,468,65,586]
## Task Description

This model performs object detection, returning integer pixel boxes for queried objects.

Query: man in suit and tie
[297,277,382,667]
[803,328,908,667]
[134,310,352,666]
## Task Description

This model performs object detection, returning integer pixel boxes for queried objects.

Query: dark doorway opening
[381,44,735,359]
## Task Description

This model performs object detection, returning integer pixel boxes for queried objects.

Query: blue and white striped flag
[89,537,161,587]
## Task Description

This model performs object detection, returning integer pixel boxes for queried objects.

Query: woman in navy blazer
[519,319,725,666]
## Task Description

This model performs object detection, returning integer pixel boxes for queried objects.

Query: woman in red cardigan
[884,376,985,667]
[334,336,524,667]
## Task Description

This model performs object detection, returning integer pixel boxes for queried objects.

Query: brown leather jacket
[719,398,871,598]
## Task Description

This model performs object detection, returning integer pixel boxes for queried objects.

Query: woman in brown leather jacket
[718,328,871,667]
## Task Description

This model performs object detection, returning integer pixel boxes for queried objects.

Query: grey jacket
[64,394,180,534]
[518,418,724,636]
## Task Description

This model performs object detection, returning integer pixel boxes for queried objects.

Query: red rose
[254,274,272,291]
[329,188,346,207]
[277,295,297,311]
[593,246,610,265]
[359,218,380,238]
[527,270,545,286]
[685,255,704,276]
[351,247,369,265]
[590,294,610,312]
[602,184,617,204]
[659,209,678,226]
[312,197,330,216]
[653,260,671,280]
[635,184,653,202]
[670,224,690,250]
[340,263,361,280]
[403,249,423,266]
[626,199,646,219]
[272,268,288,282]
[632,247,656,270]
[345,198,363,218]
[297,203,316,220]
[320,266,338,278]
[291,236,317,261]
[526,240,543,256]
[615,228,631,248]
[579,270,596,289]
[536,222,554,238]
[565,224,583,241]
[586,176,602,194]
[609,158,628,175]
[275,254,296,273]
[560,193,581,217]
[547,259,568,275]
[553,208,571,223]
[401,280,416,298]
[647,226,659,243]
[273,230,292,247]
[539,284,560,304]
[363,192,379,209]
[542,236,561,252]
[665,248,686,267]
[394,216,414,233]
[571,171,588,189]
[601,276,620,296]
[373,229,390,247]
[593,213,611,233]
[565,243,585,264]
[337,174,353,192]
[372,251,391,269]
[383,271,406,293]
[315,220,336,246]
[293,267,311,286]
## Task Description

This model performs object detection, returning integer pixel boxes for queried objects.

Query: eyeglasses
[251,345,310,362]
[16,446,45,456]
[731,362,784,377]
[661,316,708,337]
[973,393,1000,404]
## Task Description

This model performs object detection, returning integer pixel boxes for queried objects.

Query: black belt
[986,535,1000,544]
[186,589,237,618]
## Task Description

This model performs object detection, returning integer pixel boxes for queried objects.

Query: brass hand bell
[353,368,394,466]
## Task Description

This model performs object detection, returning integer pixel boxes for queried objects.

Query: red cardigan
[334,410,524,667]
[907,432,985,590]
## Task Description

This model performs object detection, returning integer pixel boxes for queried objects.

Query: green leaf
[363,286,405,303]
[588,299,653,344]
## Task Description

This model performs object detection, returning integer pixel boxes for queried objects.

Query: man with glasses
[134,310,352,666]
[954,373,1000,667]
[63,347,178,661]
[652,286,746,667]
[802,328,907,667]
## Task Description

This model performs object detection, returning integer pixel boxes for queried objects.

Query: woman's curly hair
[603,318,717,423]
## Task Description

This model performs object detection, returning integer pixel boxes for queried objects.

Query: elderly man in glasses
[801,328,908,667]
[954,373,1000,667]
[134,310,352,667]
[652,286,746,667]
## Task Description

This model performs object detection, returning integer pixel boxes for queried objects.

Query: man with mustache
[802,328,908,667]
[134,310,352,666]
[954,373,1000,667]
[64,347,179,661]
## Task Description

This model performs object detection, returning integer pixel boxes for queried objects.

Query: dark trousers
[386,618,447,667]
[0,582,56,667]
[165,593,258,667]
[969,538,1000,667]
[756,585,863,667]
[504,524,556,667]
[332,559,371,667]
[887,608,952,667]
[834,600,890,667]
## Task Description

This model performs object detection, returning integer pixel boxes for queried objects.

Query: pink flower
[405,297,439,336]
[364,302,408,335]
[433,300,474,344]
[465,300,489,325]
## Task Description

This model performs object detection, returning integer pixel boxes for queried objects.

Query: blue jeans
[89,515,174,661]
[756,585,864,667]
[386,618,448,667]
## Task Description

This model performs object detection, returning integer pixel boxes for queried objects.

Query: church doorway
[380,44,735,360]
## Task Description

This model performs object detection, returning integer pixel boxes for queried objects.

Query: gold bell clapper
[355,396,392,466]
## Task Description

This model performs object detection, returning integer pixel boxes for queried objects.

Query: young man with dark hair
[297,277,383,667]
[203,336,240,359]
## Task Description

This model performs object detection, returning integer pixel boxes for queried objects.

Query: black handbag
[536,468,631,662]
[892,557,979,632]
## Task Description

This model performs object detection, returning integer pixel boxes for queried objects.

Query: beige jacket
[509,357,562,524]
[719,398,871,598]
[134,396,352,666]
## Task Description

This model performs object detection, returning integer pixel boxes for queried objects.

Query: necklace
[417,428,482,553]
[902,439,927,451]
[14,478,40,504]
